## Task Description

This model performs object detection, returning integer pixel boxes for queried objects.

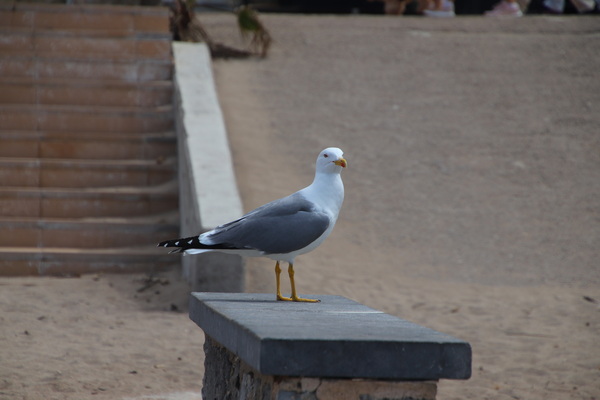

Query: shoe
[423,8,456,16]
[424,0,455,16]
[485,0,523,15]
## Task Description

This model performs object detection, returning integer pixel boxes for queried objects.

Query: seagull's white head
[316,147,347,174]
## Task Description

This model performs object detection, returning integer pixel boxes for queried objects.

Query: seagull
[158,147,346,302]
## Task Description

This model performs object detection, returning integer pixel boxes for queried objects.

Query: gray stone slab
[189,292,471,380]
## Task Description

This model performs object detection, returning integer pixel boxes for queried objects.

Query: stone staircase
[0,3,180,275]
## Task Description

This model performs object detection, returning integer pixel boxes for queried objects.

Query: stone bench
[189,292,471,400]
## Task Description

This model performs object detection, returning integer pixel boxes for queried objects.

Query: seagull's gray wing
[203,193,330,254]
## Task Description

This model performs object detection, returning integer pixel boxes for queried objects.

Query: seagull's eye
[323,154,329,158]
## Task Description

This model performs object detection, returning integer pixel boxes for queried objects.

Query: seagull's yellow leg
[275,261,292,301]
[288,263,320,303]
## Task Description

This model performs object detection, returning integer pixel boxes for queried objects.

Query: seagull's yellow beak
[333,158,347,168]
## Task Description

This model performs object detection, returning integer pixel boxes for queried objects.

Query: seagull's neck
[302,171,344,216]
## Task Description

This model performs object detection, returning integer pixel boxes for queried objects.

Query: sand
[1,14,599,400]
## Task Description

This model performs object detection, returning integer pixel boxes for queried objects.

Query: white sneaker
[485,0,523,16]
[424,0,455,16]
[423,8,456,16]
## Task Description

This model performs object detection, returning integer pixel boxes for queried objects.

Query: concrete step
[0,54,172,82]
[0,183,178,219]
[0,104,173,133]
[0,77,173,108]
[0,157,176,188]
[0,2,179,277]
[0,2,171,37]
[0,214,178,248]
[0,130,176,160]
[0,30,171,61]
[0,246,180,276]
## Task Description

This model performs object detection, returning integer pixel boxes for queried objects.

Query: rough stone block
[203,336,438,400]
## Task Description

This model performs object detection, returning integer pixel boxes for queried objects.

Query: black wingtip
[158,236,201,251]
[157,238,179,249]
[158,235,233,253]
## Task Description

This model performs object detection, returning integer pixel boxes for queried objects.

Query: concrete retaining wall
[172,42,244,292]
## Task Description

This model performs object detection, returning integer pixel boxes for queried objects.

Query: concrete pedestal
[190,293,471,400]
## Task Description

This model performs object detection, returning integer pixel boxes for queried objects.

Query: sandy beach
[1,14,599,400]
